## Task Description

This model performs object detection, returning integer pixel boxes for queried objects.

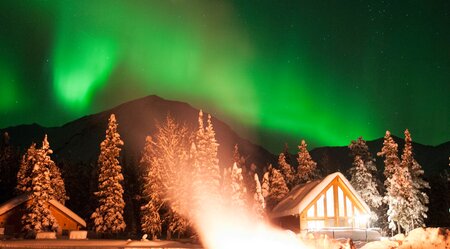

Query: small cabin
[270,172,371,233]
[0,194,86,236]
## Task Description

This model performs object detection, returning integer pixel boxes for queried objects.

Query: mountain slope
[310,136,450,178]
[1,95,449,230]
[3,95,276,168]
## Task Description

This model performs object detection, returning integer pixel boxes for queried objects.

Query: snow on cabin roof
[0,194,30,216]
[0,194,86,228]
[48,199,86,227]
[270,172,371,218]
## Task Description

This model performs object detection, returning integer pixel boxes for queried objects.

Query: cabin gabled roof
[270,172,371,218]
[0,194,86,227]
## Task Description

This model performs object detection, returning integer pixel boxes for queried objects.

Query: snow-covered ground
[1,228,448,249]
[361,228,450,249]
[0,239,202,248]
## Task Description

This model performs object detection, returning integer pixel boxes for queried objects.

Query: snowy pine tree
[278,152,294,189]
[265,165,289,211]
[348,137,382,224]
[91,114,126,233]
[233,144,246,169]
[378,130,413,234]
[233,144,255,205]
[193,110,222,203]
[296,140,319,184]
[253,173,266,220]
[204,113,222,196]
[349,137,378,177]
[140,136,162,239]
[349,156,382,224]
[21,140,58,234]
[16,143,37,194]
[149,116,193,237]
[378,131,400,189]
[229,162,247,212]
[166,209,190,239]
[41,135,68,204]
[261,170,270,199]
[401,129,429,229]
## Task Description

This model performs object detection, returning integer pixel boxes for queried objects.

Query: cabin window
[354,209,361,228]
[326,187,334,216]
[307,204,315,217]
[346,197,353,217]
[317,195,325,217]
[338,186,345,217]
[325,218,335,227]
[307,220,324,230]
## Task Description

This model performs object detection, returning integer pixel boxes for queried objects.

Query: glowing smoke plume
[162,161,309,249]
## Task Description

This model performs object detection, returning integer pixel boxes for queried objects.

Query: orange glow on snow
[171,181,310,249]
[193,202,308,249]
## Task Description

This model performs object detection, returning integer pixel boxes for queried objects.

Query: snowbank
[69,230,87,239]
[35,232,56,239]
[361,228,450,249]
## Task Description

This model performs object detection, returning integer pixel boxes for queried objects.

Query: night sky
[0,0,449,152]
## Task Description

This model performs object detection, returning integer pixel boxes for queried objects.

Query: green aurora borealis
[0,0,449,152]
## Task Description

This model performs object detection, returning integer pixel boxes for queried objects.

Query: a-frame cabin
[270,172,371,233]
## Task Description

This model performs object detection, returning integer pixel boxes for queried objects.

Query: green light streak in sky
[1,0,448,151]
[52,2,118,113]
[0,60,18,112]
[44,1,402,149]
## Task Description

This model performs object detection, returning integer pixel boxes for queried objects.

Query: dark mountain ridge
[1,95,449,230]
[3,95,276,168]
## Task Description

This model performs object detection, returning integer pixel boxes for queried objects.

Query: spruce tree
[41,135,68,204]
[378,130,413,234]
[348,137,382,224]
[278,152,294,189]
[378,131,400,189]
[150,116,192,236]
[91,114,126,233]
[401,129,429,229]
[230,162,247,212]
[204,113,221,195]
[140,136,162,239]
[16,143,37,194]
[233,144,246,169]
[233,144,254,205]
[193,111,221,203]
[166,209,190,239]
[22,138,58,234]
[261,170,270,200]
[296,140,319,184]
[253,173,266,220]
[349,137,378,177]
[265,165,289,211]
[349,156,382,224]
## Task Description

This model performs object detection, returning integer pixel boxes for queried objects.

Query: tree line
[0,111,445,238]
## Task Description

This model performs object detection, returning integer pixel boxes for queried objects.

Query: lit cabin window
[354,209,361,227]
[338,186,345,217]
[326,187,334,216]
[307,220,324,230]
[346,196,353,217]
[307,204,315,217]
[317,195,325,217]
